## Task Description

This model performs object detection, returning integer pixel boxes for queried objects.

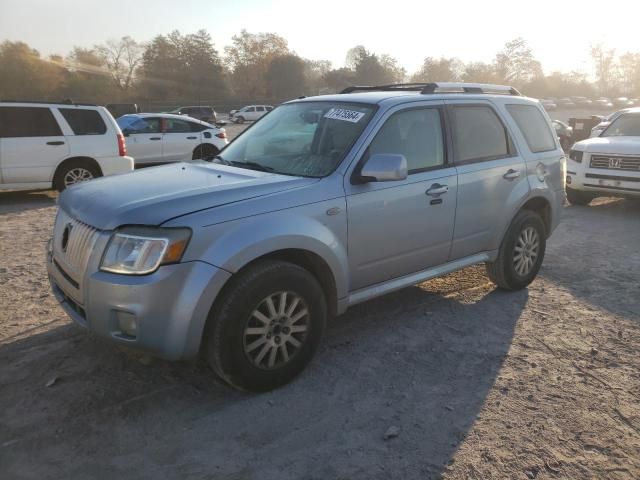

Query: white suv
[567,109,640,205]
[0,101,134,192]
[230,105,273,123]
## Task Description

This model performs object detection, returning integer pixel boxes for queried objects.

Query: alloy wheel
[513,226,540,276]
[63,167,94,187]
[243,291,310,370]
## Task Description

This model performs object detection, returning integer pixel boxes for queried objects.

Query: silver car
[47,83,565,392]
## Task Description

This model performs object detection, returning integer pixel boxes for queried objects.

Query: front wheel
[486,210,546,291]
[235,116,245,124]
[204,260,327,392]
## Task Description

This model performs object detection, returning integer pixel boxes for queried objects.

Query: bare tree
[494,38,542,86]
[96,36,144,91]
[590,43,618,95]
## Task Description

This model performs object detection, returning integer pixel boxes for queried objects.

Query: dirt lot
[1,184,639,479]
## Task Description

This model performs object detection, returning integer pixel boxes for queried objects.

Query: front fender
[184,203,349,301]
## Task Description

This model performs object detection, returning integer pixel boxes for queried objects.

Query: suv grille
[590,155,640,172]
[52,210,100,291]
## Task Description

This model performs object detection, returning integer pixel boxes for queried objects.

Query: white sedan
[117,113,228,166]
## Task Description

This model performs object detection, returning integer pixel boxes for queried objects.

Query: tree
[266,54,306,100]
[494,38,542,86]
[95,36,144,92]
[411,57,463,82]
[462,62,497,83]
[348,47,402,85]
[0,41,66,100]
[591,43,618,95]
[138,30,228,102]
[225,30,289,99]
[304,59,332,94]
[322,67,354,93]
[618,52,640,96]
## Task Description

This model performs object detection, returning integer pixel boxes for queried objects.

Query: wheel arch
[519,196,552,237]
[192,143,220,160]
[51,156,102,184]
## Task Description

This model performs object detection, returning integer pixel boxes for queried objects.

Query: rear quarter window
[506,104,556,153]
[59,108,107,135]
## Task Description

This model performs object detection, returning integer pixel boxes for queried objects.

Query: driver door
[345,103,458,290]
[124,117,162,165]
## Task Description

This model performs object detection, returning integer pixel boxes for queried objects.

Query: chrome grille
[590,155,640,172]
[52,209,100,287]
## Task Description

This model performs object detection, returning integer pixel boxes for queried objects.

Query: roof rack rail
[0,99,98,106]
[340,82,521,96]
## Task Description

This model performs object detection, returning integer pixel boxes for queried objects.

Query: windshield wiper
[229,160,275,172]
[211,154,230,165]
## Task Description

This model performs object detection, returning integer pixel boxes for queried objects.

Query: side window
[451,105,511,162]
[126,117,161,134]
[506,104,557,153]
[256,106,265,112]
[368,108,445,173]
[248,107,256,112]
[188,122,207,132]
[0,106,62,138]
[59,108,107,135]
[165,118,193,133]
[266,106,274,111]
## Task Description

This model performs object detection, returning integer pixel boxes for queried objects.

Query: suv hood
[574,136,640,155]
[59,162,318,230]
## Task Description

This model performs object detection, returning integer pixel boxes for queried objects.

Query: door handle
[46,141,65,146]
[149,137,161,141]
[503,169,521,180]
[426,183,448,196]
[186,136,197,140]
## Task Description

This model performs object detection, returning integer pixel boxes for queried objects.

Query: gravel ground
[1,186,639,479]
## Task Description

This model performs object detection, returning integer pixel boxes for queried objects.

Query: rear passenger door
[346,103,458,290]
[162,118,201,162]
[0,106,69,184]
[445,101,529,260]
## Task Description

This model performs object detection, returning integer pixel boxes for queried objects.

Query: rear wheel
[204,260,327,392]
[192,143,219,161]
[54,160,102,192]
[566,187,595,206]
[486,210,546,291]
[235,116,245,124]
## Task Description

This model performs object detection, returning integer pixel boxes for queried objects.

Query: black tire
[486,210,547,291]
[566,187,594,206]
[204,260,327,392]
[235,116,245,124]
[192,143,219,161]
[53,160,102,192]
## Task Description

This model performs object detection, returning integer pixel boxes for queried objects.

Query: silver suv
[47,83,565,392]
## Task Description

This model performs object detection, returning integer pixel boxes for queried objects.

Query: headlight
[568,149,583,163]
[100,227,191,275]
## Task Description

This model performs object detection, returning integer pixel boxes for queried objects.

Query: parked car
[567,109,640,205]
[590,108,636,137]
[571,97,593,107]
[552,119,573,151]
[117,113,228,165]
[47,82,564,392]
[540,99,557,111]
[613,97,635,108]
[556,98,575,109]
[106,103,139,118]
[594,98,614,110]
[230,105,274,123]
[169,106,217,124]
[0,101,133,192]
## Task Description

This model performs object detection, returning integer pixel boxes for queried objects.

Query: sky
[1,0,640,76]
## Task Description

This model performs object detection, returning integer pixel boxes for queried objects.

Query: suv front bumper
[47,248,231,360]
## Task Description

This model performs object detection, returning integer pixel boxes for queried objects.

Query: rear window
[506,104,556,153]
[0,106,62,138]
[451,105,511,162]
[59,108,107,135]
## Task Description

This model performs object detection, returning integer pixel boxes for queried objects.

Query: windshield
[602,113,640,137]
[219,101,376,177]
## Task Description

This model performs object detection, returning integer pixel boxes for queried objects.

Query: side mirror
[358,153,408,183]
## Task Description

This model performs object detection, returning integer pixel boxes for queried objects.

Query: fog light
[566,175,572,185]
[117,311,138,337]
